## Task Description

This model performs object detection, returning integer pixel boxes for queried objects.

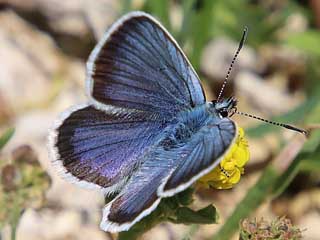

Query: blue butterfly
[48,11,306,232]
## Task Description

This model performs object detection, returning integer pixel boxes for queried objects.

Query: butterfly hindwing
[49,104,167,194]
[100,134,181,231]
[87,11,206,116]
[101,161,169,232]
[159,117,237,197]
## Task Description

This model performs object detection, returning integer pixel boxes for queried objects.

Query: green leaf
[187,0,216,70]
[301,100,320,152]
[175,187,194,206]
[118,190,217,239]
[118,191,194,240]
[285,30,320,57]
[246,96,318,138]
[120,0,132,14]
[174,205,218,225]
[143,0,171,32]
[177,0,197,44]
[299,150,320,172]
[271,153,305,198]
[177,0,216,69]
[118,205,163,240]
[302,130,320,153]
[211,0,287,48]
[0,128,14,151]
[272,101,320,196]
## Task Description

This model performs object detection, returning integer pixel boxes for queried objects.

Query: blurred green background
[0,0,319,239]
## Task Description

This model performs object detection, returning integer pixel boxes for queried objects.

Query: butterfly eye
[220,110,229,118]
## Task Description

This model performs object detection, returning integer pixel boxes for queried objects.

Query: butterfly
[48,11,306,233]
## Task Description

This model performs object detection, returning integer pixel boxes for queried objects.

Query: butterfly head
[211,97,238,118]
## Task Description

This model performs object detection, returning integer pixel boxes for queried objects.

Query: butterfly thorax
[160,102,229,150]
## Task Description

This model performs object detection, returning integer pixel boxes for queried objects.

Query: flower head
[198,127,250,189]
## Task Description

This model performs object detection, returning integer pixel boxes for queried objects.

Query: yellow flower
[198,127,250,189]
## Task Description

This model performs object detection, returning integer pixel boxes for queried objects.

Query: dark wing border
[48,103,128,195]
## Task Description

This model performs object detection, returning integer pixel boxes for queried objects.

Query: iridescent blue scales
[48,11,237,232]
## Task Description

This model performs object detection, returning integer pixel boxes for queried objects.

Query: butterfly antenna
[217,26,248,102]
[236,111,307,135]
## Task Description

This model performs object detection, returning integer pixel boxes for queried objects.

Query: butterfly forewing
[50,104,166,193]
[87,12,205,116]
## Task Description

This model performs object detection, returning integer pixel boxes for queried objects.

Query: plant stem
[212,166,278,240]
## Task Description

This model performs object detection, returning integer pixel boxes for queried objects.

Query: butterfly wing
[159,117,237,197]
[100,156,171,232]
[87,11,205,117]
[48,104,167,194]
[100,116,237,232]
